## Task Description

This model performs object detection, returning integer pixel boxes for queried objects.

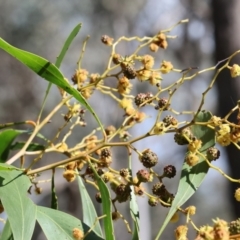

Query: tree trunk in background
[212,0,240,217]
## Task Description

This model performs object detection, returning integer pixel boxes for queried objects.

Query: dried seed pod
[163,165,176,178]
[139,149,158,168]
[101,35,114,46]
[121,62,137,79]
[148,197,158,207]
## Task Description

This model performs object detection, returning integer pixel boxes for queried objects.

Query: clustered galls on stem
[22,19,240,239]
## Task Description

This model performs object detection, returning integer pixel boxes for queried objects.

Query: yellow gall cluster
[159,41,168,49]
[153,122,166,135]
[119,130,131,141]
[196,225,214,240]
[209,115,222,127]
[175,225,188,240]
[185,152,199,166]
[77,160,86,171]
[216,124,231,146]
[133,111,146,123]
[125,107,135,117]
[136,69,152,81]
[112,53,122,65]
[71,69,89,85]
[149,71,162,86]
[185,206,196,216]
[102,171,115,183]
[72,228,84,240]
[101,35,114,46]
[160,61,173,74]
[217,135,231,146]
[157,33,166,40]
[124,111,146,127]
[71,151,87,170]
[188,139,202,153]
[105,125,116,136]
[149,42,159,52]
[63,103,81,122]
[126,111,147,126]
[89,73,100,84]
[230,64,240,78]
[119,98,133,110]
[71,103,81,113]
[85,135,98,152]
[80,87,94,99]
[57,142,68,152]
[219,124,231,134]
[63,170,76,182]
[141,55,154,70]
[235,188,240,201]
[212,218,229,240]
[149,33,168,52]
[66,161,76,170]
[117,76,132,95]
[157,33,168,48]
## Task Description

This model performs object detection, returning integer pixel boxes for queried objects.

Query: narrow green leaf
[0,121,29,130]
[0,220,14,240]
[55,24,82,68]
[155,111,215,239]
[77,175,103,237]
[88,162,115,240]
[128,154,140,239]
[36,206,104,240]
[10,142,45,151]
[51,169,58,210]
[0,38,105,136]
[0,129,47,162]
[130,187,140,240]
[0,38,65,88]
[26,130,49,142]
[0,170,36,240]
[39,24,82,119]
[0,163,22,171]
[0,129,23,162]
